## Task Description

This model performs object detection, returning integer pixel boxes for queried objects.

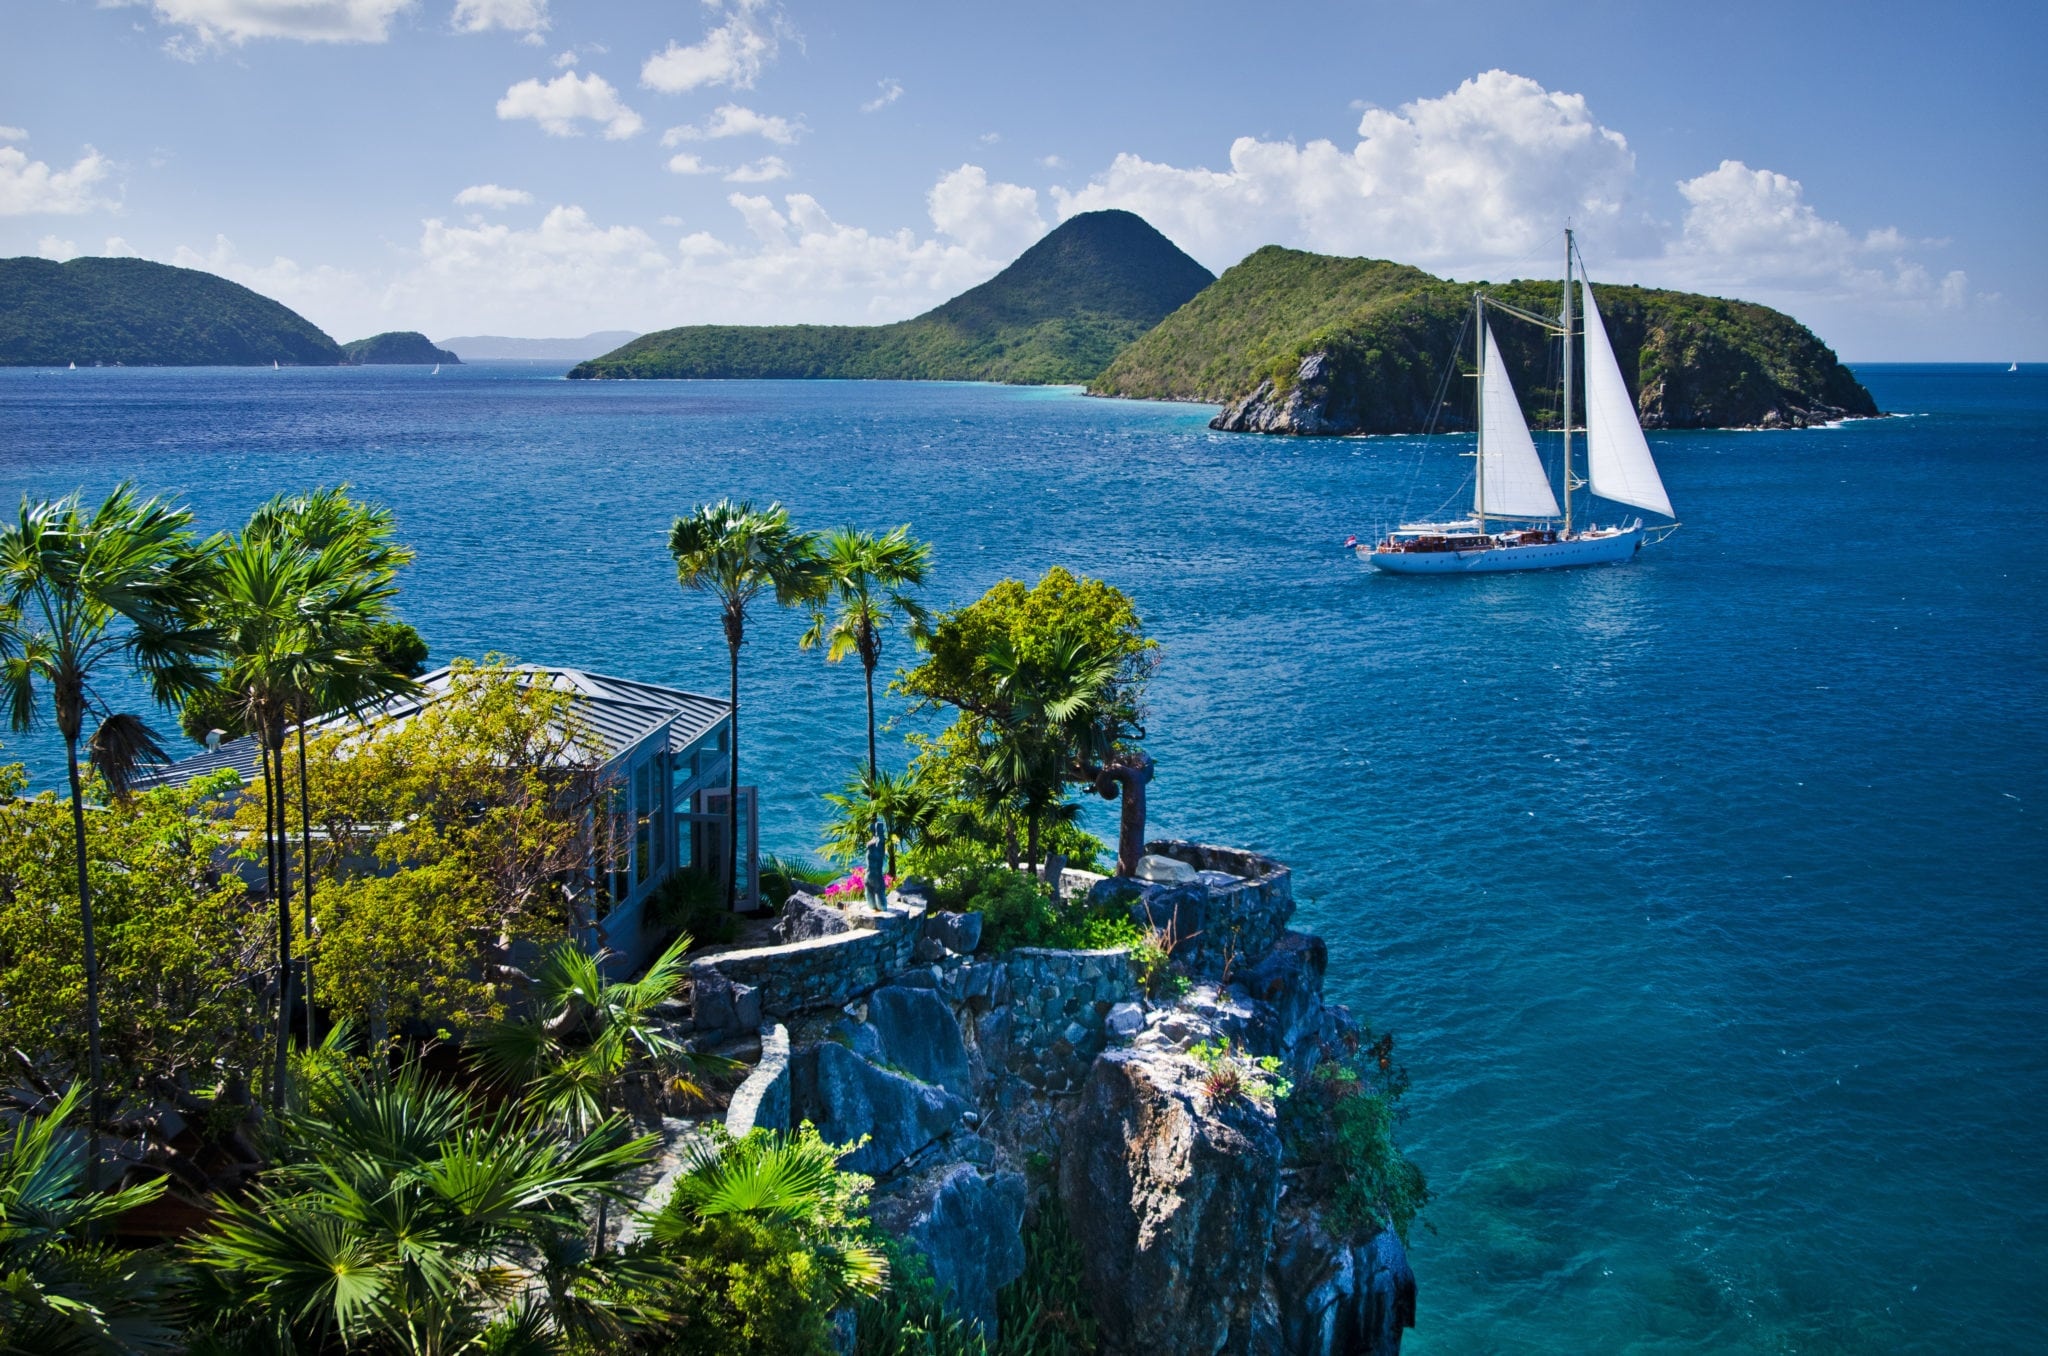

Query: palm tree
[800,525,930,782]
[0,485,214,1170]
[245,487,419,1046]
[0,1084,177,1353]
[204,529,402,1105]
[669,500,817,912]
[980,630,1121,873]
[186,1061,656,1356]
[820,763,940,878]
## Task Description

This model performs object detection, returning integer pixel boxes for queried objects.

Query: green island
[568,210,1216,384]
[1092,245,1881,432]
[0,486,1423,1356]
[0,256,344,367]
[340,330,462,365]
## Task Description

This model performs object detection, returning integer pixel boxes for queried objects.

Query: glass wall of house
[601,725,682,915]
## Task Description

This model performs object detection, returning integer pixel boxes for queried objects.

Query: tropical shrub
[0,764,267,1102]
[616,1125,887,1356]
[0,1084,177,1354]
[1279,1032,1430,1243]
[1188,1038,1291,1106]
[647,866,737,945]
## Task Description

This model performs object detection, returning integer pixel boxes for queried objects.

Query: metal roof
[135,664,730,792]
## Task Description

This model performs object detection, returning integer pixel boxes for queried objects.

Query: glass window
[633,758,653,885]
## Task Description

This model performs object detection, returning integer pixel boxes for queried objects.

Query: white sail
[1580,280,1674,518]
[1475,322,1561,520]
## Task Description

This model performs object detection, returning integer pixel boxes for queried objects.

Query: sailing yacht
[1364,230,1678,574]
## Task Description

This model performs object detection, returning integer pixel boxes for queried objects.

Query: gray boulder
[790,1041,966,1177]
[777,890,851,943]
[925,909,984,955]
[869,985,973,1098]
[1059,1047,1284,1354]
[691,971,760,1034]
[1238,931,1328,1069]
[869,1162,1027,1339]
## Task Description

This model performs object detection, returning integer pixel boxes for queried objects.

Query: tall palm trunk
[266,734,295,1109]
[297,721,317,1047]
[723,602,743,915]
[61,730,105,1185]
[862,658,879,783]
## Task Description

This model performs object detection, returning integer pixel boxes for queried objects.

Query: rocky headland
[671,840,1415,1355]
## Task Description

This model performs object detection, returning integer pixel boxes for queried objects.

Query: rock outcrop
[680,840,1417,1353]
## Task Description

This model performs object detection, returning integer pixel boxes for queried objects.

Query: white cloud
[101,237,138,256]
[170,233,362,323]
[143,0,413,47]
[0,145,113,216]
[1053,70,1637,274]
[552,49,576,67]
[978,132,1000,145]
[37,235,79,260]
[724,156,790,184]
[666,153,717,175]
[862,78,903,113]
[1039,154,1063,169]
[455,183,533,208]
[496,72,643,140]
[0,126,27,142]
[927,164,1044,256]
[662,104,803,146]
[641,0,783,93]
[1661,159,1963,306]
[451,0,546,35]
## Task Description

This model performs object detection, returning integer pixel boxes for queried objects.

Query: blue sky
[5,0,2042,358]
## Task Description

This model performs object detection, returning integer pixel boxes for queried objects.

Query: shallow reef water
[2,362,2043,1352]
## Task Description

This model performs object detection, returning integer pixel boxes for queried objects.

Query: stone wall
[1089,839,1295,982]
[999,948,1139,1094]
[689,896,925,1033]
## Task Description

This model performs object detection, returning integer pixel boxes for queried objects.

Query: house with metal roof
[138,664,741,971]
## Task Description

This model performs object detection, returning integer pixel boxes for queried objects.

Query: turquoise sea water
[2,363,2042,1352]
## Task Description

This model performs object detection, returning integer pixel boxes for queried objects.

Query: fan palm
[0,485,214,1171]
[800,525,930,783]
[204,528,403,1105]
[186,1062,657,1356]
[980,629,1120,874]
[668,500,818,911]
[820,764,940,878]
[0,1084,177,1355]
[245,487,420,1046]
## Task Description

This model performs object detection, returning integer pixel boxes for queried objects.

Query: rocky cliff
[1093,245,1880,435]
[682,840,1418,1354]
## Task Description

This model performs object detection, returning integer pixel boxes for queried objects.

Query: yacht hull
[1365,526,1644,574]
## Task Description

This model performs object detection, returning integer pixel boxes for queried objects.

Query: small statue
[864,818,888,908]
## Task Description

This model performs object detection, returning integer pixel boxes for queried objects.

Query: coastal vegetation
[0,480,1425,1355]
[568,211,1214,385]
[339,330,462,365]
[0,256,343,367]
[1091,244,1881,431]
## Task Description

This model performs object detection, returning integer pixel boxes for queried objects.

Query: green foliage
[646,866,738,944]
[992,1201,1100,1356]
[853,1245,987,1356]
[281,657,606,1039]
[338,332,461,365]
[1090,243,1880,429]
[1280,1032,1430,1243]
[471,937,711,1134]
[760,853,838,908]
[0,1084,178,1354]
[821,764,944,874]
[568,212,1213,385]
[0,256,344,367]
[0,764,267,1101]
[938,865,1148,967]
[1188,1038,1291,1106]
[185,1061,657,1356]
[619,1126,887,1356]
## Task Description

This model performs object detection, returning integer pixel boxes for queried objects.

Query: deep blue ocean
[2,362,2042,1352]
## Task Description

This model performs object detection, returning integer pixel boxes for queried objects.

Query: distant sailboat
[68,361,75,370]
[1363,229,1679,575]
[431,363,440,375]
[273,360,280,370]
[2011,361,2021,373]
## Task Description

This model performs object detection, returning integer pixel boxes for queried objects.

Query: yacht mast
[1561,228,1575,538]
[1474,290,1486,528]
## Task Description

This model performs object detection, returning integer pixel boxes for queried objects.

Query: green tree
[899,569,1155,874]
[281,658,608,1046]
[0,763,267,1117]
[0,1084,177,1355]
[625,1126,888,1355]
[186,1061,657,1356]
[668,500,817,912]
[243,486,421,1048]
[0,485,214,1169]
[799,526,930,783]
[820,764,941,879]
[203,523,403,1106]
